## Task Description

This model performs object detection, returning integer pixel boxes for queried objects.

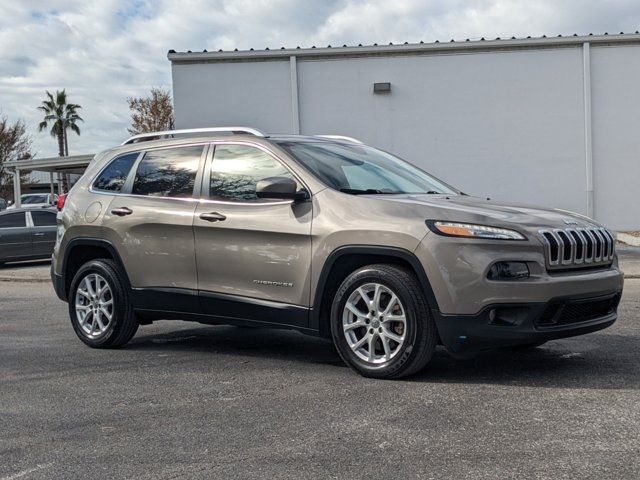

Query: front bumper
[434,290,621,353]
[414,232,625,315]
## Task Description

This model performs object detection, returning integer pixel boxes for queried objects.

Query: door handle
[111,207,133,217]
[34,232,46,237]
[199,212,227,222]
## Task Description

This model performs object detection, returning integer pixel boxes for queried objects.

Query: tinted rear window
[93,153,139,192]
[31,210,57,227]
[0,213,26,228]
[132,146,202,198]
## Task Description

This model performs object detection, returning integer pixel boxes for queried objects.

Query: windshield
[21,194,48,204]
[276,141,457,195]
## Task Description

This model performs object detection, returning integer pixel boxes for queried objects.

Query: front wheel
[330,264,437,379]
[68,259,138,348]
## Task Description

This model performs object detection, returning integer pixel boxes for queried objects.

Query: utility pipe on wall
[582,42,594,219]
[289,55,300,134]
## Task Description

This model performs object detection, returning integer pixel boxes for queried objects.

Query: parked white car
[7,193,58,209]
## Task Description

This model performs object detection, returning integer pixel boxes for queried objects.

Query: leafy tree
[38,90,83,157]
[0,114,32,201]
[127,88,174,135]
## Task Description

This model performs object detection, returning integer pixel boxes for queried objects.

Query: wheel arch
[310,245,441,337]
[61,238,131,301]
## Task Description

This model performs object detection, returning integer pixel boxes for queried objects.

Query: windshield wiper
[339,188,387,195]
[340,188,447,195]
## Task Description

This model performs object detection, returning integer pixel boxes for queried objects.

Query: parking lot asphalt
[1,279,639,479]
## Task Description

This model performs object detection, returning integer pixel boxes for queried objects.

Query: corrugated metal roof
[168,32,640,63]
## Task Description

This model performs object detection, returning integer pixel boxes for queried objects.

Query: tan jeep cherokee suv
[51,127,624,378]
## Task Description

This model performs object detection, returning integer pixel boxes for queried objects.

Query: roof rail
[121,127,266,145]
[316,135,363,144]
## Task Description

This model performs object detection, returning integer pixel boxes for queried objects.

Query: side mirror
[256,176,309,201]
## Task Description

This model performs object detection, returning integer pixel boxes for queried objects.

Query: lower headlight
[427,221,526,240]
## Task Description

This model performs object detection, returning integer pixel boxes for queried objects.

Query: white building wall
[296,49,587,216]
[171,40,640,230]
[590,44,640,230]
[172,60,293,133]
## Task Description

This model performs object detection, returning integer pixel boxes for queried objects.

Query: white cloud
[1,0,639,158]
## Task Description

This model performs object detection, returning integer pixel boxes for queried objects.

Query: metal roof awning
[4,154,95,208]
[4,154,95,175]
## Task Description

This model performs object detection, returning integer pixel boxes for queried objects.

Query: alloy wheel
[342,283,407,365]
[74,273,114,338]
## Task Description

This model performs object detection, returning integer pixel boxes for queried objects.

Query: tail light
[56,194,67,211]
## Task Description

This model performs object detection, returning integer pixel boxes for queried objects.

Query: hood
[371,194,602,231]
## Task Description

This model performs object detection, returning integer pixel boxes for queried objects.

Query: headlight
[427,221,526,240]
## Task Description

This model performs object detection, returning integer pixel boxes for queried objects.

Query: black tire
[68,259,138,348]
[330,264,437,379]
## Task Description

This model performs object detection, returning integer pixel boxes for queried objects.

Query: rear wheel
[68,259,138,348]
[330,264,437,379]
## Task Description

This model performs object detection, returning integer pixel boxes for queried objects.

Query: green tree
[37,90,83,157]
[0,113,32,201]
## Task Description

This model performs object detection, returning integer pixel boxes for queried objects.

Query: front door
[101,144,207,312]
[193,142,312,327]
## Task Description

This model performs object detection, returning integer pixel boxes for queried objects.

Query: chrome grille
[539,227,615,268]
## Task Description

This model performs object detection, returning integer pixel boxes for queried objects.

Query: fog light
[487,261,529,280]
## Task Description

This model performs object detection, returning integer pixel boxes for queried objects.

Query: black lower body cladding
[434,291,622,353]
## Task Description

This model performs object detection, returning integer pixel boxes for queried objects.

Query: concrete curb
[0,277,51,283]
[617,233,640,247]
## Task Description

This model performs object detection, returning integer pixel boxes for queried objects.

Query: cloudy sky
[1,0,639,158]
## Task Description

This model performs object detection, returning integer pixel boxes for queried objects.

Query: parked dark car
[0,207,57,267]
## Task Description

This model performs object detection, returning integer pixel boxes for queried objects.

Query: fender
[59,237,131,300]
[309,245,441,331]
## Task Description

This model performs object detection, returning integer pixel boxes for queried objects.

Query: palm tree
[38,90,83,157]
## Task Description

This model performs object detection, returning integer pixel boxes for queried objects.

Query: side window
[210,145,295,202]
[132,146,202,198]
[0,213,26,228]
[31,211,57,227]
[93,152,139,192]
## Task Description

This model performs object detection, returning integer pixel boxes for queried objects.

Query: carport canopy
[4,154,94,208]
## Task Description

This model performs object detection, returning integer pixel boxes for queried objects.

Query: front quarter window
[209,144,296,202]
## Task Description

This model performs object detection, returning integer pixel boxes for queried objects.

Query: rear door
[29,210,57,257]
[0,212,31,261]
[101,144,207,312]
[193,142,313,327]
